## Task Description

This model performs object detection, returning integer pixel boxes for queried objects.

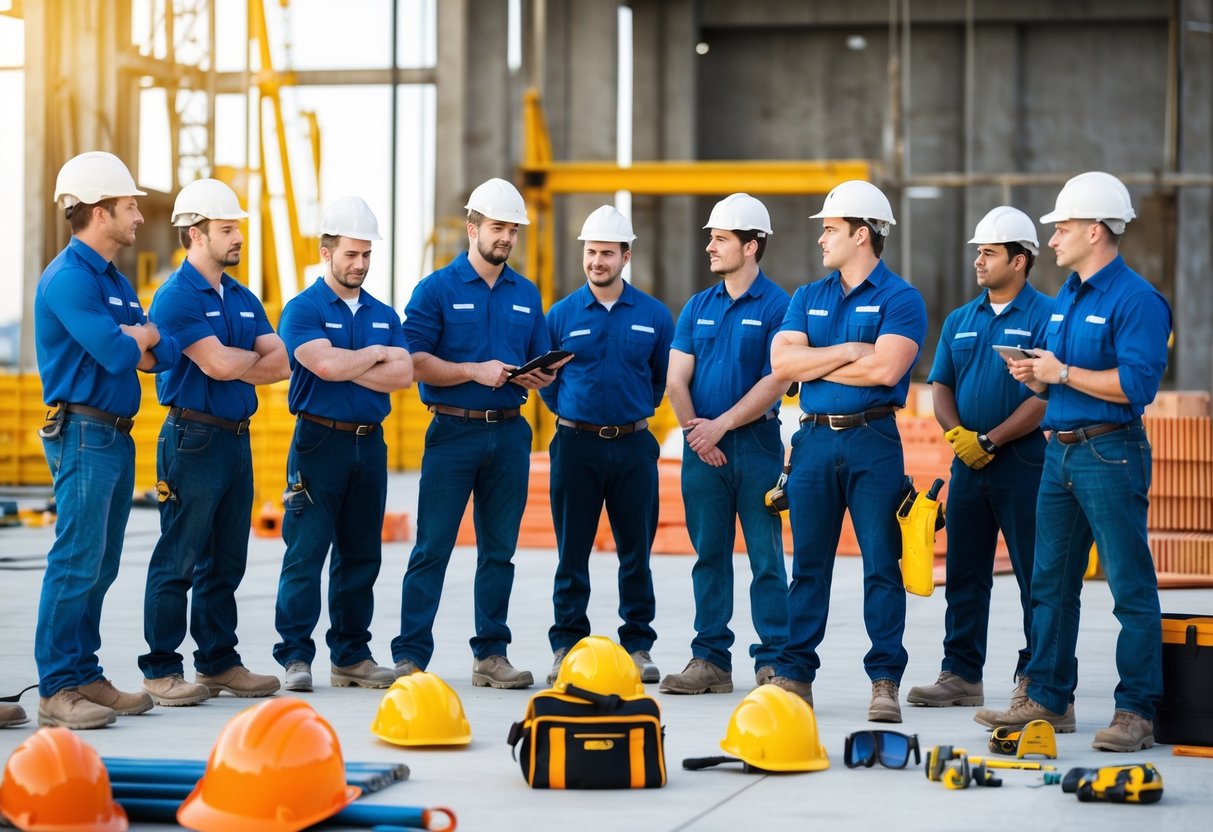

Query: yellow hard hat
[0,727,128,832]
[371,672,471,746]
[720,686,830,772]
[553,636,643,698]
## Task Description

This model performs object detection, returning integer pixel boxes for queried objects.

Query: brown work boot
[394,658,421,678]
[1,702,30,727]
[658,659,733,694]
[196,665,281,698]
[546,647,569,686]
[631,650,660,684]
[331,659,395,689]
[77,678,154,715]
[869,679,902,723]
[769,676,813,707]
[37,689,116,729]
[1010,675,1030,708]
[1092,710,1155,753]
[907,672,984,707]
[144,674,210,706]
[755,665,776,687]
[974,697,1076,733]
[471,655,534,689]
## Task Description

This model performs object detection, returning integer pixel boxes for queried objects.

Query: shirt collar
[455,250,517,285]
[578,280,636,309]
[981,281,1039,312]
[1069,254,1126,295]
[711,270,769,301]
[310,275,378,307]
[825,260,890,295]
[178,257,240,295]
[66,236,112,275]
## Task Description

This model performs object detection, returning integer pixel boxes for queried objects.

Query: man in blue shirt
[659,194,791,695]
[393,178,562,688]
[976,172,1171,753]
[907,207,1051,710]
[769,181,927,723]
[140,178,290,705]
[34,151,178,729]
[273,197,412,693]
[540,206,674,685]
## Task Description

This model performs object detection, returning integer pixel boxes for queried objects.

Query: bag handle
[562,683,625,710]
[682,755,741,771]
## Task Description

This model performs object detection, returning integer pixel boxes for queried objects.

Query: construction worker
[392,178,563,688]
[273,197,413,692]
[540,206,674,685]
[976,172,1171,753]
[33,151,177,728]
[659,194,791,695]
[139,178,290,705]
[769,180,927,723]
[906,207,1051,709]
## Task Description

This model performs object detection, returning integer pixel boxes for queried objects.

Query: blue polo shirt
[670,272,790,420]
[150,258,274,421]
[782,260,927,414]
[928,282,1053,434]
[539,281,674,425]
[279,277,408,423]
[1042,255,1171,430]
[403,251,549,410]
[35,237,179,417]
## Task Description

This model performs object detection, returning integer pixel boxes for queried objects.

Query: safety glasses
[844,731,922,769]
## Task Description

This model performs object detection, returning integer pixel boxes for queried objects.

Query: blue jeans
[681,418,788,672]
[139,415,253,678]
[274,419,388,668]
[392,413,531,666]
[1025,423,1160,719]
[36,414,135,697]
[548,425,659,653]
[941,433,1044,682]
[777,416,908,683]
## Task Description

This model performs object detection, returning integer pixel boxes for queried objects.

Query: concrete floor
[2,471,1211,831]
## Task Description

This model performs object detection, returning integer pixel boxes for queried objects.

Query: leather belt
[1054,422,1128,445]
[169,406,250,435]
[300,412,379,435]
[558,418,648,439]
[64,404,134,435]
[799,405,897,430]
[429,404,521,423]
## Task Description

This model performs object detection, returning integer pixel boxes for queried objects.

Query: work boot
[907,672,984,707]
[394,658,421,678]
[0,702,29,727]
[471,655,534,689]
[143,674,210,706]
[973,697,1076,733]
[197,665,281,698]
[331,659,395,689]
[37,689,115,730]
[769,676,813,707]
[869,679,902,723]
[755,666,775,687]
[283,662,313,693]
[631,650,660,684]
[1010,675,1030,708]
[77,678,154,716]
[546,648,569,686]
[658,659,733,694]
[1092,710,1155,753]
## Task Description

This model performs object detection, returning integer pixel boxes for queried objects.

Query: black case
[1155,613,1213,745]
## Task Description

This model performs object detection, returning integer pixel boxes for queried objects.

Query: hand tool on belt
[896,476,946,597]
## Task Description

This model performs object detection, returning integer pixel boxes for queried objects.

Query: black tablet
[507,350,573,379]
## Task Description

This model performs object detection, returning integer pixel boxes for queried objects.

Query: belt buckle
[828,414,850,431]
[598,425,621,439]
[484,409,500,423]
[355,424,373,436]
[237,420,249,436]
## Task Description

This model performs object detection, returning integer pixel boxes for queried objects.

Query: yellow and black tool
[1061,763,1163,804]
[988,720,1057,759]
[764,464,791,515]
[897,477,946,597]
[967,756,1056,772]
[924,745,966,781]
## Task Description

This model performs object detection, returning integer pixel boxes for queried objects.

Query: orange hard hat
[177,698,360,832]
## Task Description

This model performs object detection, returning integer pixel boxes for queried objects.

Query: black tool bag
[507,685,666,789]
[1156,613,1213,745]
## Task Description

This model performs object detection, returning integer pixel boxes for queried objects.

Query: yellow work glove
[945,426,994,470]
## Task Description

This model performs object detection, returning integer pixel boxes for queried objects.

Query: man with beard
[273,197,412,693]
[539,206,673,685]
[140,178,289,706]
[393,178,562,688]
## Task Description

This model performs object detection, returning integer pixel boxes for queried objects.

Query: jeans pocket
[294,419,329,455]
[176,423,214,454]
[1087,435,1130,465]
[80,420,119,450]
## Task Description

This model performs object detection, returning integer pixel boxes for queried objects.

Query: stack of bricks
[1143,392,1213,583]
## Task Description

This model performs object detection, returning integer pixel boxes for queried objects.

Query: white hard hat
[319,195,382,241]
[53,151,146,210]
[969,206,1040,255]
[577,205,635,243]
[1039,171,1135,235]
[464,177,530,225]
[171,178,248,227]
[810,180,896,236]
[703,193,773,236]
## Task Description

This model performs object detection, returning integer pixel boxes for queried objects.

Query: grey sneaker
[394,658,421,678]
[546,647,569,686]
[869,679,902,723]
[755,666,775,687]
[631,650,659,684]
[0,702,30,727]
[283,662,313,693]
[974,697,1076,733]
[907,672,984,707]
[197,665,281,698]
[658,659,733,694]
[332,659,395,689]
[144,674,211,706]
[77,678,154,715]
[37,689,116,729]
[1092,710,1155,752]
[472,655,534,689]
[1010,675,1030,708]
[770,676,813,707]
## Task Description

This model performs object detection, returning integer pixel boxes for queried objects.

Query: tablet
[992,345,1038,361]
[507,350,573,379]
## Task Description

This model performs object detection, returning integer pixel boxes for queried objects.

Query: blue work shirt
[1041,255,1171,430]
[279,277,408,424]
[403,251,549,411]
[35,237,179,417]
[670,272,790,420]
[539,281,674,424]
[150,258,274,422]
[783,260,927,414]
[928,282,1053,434]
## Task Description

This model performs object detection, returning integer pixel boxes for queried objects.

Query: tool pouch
[1155,613,1213,745]
[38,404,66,440]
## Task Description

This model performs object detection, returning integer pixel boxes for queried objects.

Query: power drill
[1061,764,1163,804]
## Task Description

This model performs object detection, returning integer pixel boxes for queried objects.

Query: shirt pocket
[443,304,485,353]
[232,309,258,349]
[846,309,882,344]
[364,319,394,347]
[692,321,718,351]
[949,334,978,369]
[623,325,656,363]
[738,324,767,363]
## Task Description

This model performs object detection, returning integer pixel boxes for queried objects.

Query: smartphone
[992,345,1038,361]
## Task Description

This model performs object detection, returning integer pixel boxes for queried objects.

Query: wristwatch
[1058,364,1071,385]
[977,434,999,454]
